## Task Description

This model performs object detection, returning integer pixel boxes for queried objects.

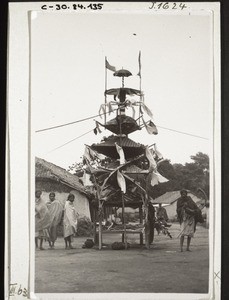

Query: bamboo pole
[121,192,128,249]
[144,173,151,249]
[93,207,98,245]
[105,56,107,125]
[139,205,143,245]
[98,200,103,250]
[138,51,142,126]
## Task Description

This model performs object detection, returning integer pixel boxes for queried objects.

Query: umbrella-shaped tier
[91,135,145,159]
[104,115,141,135]
[105,87,141,102]
[113,69,132,77]
[113,69,132,88]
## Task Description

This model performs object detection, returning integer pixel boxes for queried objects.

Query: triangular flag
[105,58,116,72]
[115,142,126,165]
[117,170,126,193]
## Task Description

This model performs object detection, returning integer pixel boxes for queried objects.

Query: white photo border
[6,2,221,300]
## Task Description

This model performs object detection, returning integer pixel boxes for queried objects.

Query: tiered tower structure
[85,60,165,249]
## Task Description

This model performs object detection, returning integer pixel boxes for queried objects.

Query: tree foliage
[149,152,209,199]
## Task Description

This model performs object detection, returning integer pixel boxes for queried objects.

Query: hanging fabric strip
[151,171,168,186]
[154,144,163,160]
[141,103,153,119]
[115,142,126,165]
[125,100,136,119]
[83,145,93,162]
[145,146,157,169]
[98,104,106,118]
[108,102,114,114]
[142,118,158,135]
[117,170,126,193]
[95,121,102,133]
[148,120,158,135]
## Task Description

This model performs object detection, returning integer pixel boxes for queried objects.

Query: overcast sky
[31,8,212,170]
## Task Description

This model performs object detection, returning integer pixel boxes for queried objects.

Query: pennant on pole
[115,142,126,165]
[117,170,126,193]
[105,58,116,72]
[137,50,141,77]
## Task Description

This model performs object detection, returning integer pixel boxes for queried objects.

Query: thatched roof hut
[35,157,92,221]
[35,157,88,195]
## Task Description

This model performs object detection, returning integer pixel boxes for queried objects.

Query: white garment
[63,201,78,238]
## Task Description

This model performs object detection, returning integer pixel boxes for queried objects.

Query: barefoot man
[176,189,198,252]
[48,192,63,249]
[35,190,51,250]
[63,193,78,249]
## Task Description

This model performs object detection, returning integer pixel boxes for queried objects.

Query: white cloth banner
[115,142,126,165]
[117,170,126,193]
[151,171,169,186]
[145,146,157,169]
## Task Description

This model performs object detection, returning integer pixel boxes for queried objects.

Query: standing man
[176,189,198,252]
[157,203,169,223]
[48,192,63,249]
[35,190,51,250]
[63,193,78,249]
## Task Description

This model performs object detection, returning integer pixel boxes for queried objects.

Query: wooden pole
[98,200,103,250]
[144,173,151,249]
[121,192,128,249]
[138,51,142,126]
[139,205,143,245]
[105,56,107,125]
[93,207,98,245]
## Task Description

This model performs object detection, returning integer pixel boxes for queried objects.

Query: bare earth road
[35,223,209,294]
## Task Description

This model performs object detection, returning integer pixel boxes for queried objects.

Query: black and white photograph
[5,2,221,300]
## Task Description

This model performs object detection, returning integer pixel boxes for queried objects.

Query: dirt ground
[35,223,209,294]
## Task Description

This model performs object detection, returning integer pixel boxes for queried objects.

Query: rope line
[35,110,117,133]
[157,125,209,140]
[47,129,92,153]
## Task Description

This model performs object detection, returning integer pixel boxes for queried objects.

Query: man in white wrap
[48,192,63,249]
[63,193,78,249]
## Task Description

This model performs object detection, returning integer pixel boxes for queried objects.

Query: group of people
[35,190,78,250]
[35,188,202,252]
